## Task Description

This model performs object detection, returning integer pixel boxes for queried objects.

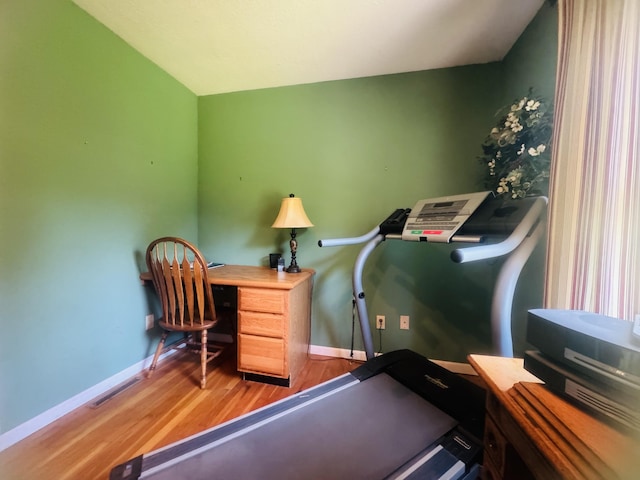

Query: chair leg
[148,331,168,378]
[200,329,208,389]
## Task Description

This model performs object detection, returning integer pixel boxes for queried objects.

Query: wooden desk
[468,354,640,480]
[141,265,314,387]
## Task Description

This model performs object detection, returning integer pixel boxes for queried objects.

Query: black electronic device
[526,309,640,395]
[524,350,640,432]
[269,253,282,269]
[525,309,640,432]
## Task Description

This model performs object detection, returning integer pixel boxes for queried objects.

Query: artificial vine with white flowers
[478,90,553,198]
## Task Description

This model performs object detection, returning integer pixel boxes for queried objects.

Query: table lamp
[271,194,314,273]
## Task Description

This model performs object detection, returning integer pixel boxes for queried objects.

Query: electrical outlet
[400,315,410,330]
[376,315,385,330]
[145,314,155,331]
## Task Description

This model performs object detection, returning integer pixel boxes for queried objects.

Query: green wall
[499,2,558,354]
[0,0,558,437]
[502,2,558,101]
[197,67,504,360]
[0,0,198,433]
[198,3,558,362]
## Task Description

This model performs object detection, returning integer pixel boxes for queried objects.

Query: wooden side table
[468,354,640,480]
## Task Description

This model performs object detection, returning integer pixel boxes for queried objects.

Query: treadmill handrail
[352,234,386,359]
[317,195,548,359]
[450,196,547,264]
[318,225,381,248]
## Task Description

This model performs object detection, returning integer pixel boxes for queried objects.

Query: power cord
[350,298,356,358]
[376,316,384,355]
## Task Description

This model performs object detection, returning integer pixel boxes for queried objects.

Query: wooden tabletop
[469,354,640,480]
[140,265,314,290]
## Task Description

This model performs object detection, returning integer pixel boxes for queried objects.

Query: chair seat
[158,318,216,332]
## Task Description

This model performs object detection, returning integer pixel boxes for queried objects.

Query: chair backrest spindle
[145,237,216,329]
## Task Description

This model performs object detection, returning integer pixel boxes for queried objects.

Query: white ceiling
[73,0,545,96]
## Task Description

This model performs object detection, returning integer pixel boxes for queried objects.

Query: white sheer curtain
[546,0,640,321]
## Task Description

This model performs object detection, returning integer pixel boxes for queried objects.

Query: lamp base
[286,264,301,273]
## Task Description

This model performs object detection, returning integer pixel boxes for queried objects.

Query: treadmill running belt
[142,374,457,479]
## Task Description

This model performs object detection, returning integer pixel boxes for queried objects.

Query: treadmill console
[401,192,492,243]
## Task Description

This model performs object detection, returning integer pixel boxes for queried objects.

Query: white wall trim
[3,344,472,452]
[308,344,368,362]
[1,344,346,452]
[0,350,173,452]
[307,346,477,376]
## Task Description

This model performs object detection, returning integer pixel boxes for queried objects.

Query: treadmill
[110,350,485,480]
[319,192,548,358]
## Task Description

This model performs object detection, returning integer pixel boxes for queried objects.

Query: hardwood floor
[0,348,362,480]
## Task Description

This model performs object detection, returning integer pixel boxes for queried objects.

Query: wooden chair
[145,237,225,388]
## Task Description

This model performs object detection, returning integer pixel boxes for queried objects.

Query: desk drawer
[482,456,502,480]
[484,415,507,476]
[239,287,286,314]
[484,395,536,480]
[238,334,286,377]
[239,311,285,338]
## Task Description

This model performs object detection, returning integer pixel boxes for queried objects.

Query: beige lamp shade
[271,195,314,229]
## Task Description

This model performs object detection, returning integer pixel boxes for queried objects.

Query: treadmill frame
[319,195,548,358]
